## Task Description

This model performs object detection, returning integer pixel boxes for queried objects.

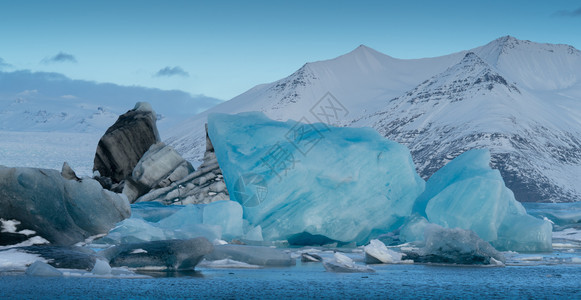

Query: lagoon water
[1,203,580,299]
[2,257,581,299]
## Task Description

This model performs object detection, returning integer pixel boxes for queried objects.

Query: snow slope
[167,36,581,202]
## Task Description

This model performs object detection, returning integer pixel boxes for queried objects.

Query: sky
[0,0,580,101]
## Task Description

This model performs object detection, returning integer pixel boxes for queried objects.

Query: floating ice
[323,252,375,273]
[405,224,506,265]
[364,239,405,264]
[91,259,112,275]
[25,261,63,277]
[208,112,425,245]
[205,244,295,267]
[100,237,213,270]
[98,201,243,244]
[413,149,552,252]
[198,258,262,269]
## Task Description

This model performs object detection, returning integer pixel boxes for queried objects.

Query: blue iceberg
[411,149,552,252]
[208,112,425,245]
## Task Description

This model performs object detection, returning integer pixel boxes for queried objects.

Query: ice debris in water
[405,224,506,266]
[208,112,424,245]
[323,252,375,273]
[25,261,63,277]
[97,200,246,244]
[364,239,407,264]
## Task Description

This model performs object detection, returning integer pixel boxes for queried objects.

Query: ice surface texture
[208,112,425,245]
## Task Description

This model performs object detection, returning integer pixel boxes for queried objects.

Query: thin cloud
[554,7,581,17]
[154,66,190,78]
[0,58,11,68]
[41,52,77,64]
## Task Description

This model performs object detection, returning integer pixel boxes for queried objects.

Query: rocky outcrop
[93,102,160,184]
[0,165,130,246]
[100,238,213,270]
[123,142,194,203]
[134,124,229,205]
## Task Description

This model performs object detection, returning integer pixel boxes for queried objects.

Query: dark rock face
[93,102,160,183]
[135,124,228,205]
[0,166,130,246]
[100,238,213,270]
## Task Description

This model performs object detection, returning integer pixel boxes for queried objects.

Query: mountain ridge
[167,36,581,202]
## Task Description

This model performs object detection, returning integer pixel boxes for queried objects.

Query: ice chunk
[414,149,552,252]
[323,252,375,273]
[208,112,425,245]
[364,239,404,264]
[0,249,46,271]
[91,259,112,275]
[99,201,244,244]
[25,261,63,277]
[405,224,505,265]
[202,200,243,239]
[101,237,213,270]
[198,258,261,269]
[205,244,295,267]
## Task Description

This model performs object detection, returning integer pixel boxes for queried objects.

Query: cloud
[154,66,190,78]
[41,52,77,64]
[0,58,11,69]
[554,7,581,17]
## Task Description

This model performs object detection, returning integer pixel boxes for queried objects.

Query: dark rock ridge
[93,102,160,184]
[100,238,213,270]
[134,124,229,205]
[0,165,130,246]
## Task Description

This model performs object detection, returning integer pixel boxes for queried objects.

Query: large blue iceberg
[408,149,552,252]
[208,112,425,245]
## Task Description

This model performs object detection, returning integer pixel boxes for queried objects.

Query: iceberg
[100,237,213,270]
[25,261,63,277]
[363,239,405,264]
[97,201,244,244]
[413,149,552,252]
[404,224,505,265]
[323,252,375,273]
[208,112,425,245]
[205,244,295,267]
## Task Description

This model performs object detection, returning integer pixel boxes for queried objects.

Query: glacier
[208,111,425,245]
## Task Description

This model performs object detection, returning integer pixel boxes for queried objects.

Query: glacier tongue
[208,112,425,245]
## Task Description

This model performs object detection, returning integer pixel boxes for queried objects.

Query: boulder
[93,102,160,184]
[100,238,213,270]
[123,142,194,203]
[0,165,130,246]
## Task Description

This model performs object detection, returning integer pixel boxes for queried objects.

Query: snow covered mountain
[167,36,581,203]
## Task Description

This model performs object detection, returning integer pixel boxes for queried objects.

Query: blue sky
[1,0,580,100]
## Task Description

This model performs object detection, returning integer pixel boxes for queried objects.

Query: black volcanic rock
[93,102,160,183]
